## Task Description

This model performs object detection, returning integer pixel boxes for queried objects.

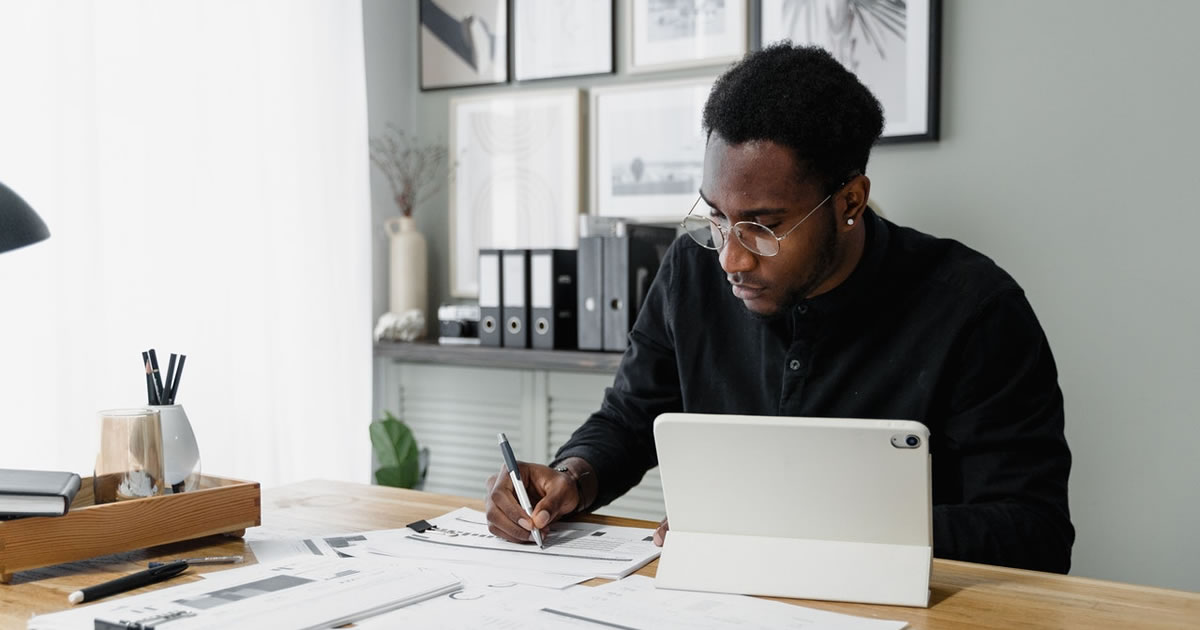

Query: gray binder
[502,249,531,348]
[602,225,676,352]
[576,236,605,351]
[478,249,503,347]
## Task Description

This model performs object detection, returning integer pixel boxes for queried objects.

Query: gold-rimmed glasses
[679,191,836,257]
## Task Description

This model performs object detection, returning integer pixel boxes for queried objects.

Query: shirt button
[797,304,809,315]
[789,359,801,371]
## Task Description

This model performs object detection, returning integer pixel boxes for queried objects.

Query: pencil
[164,353,177,405]
[148,349,165,406]
[169,354,186,404]
[142,352,156,405]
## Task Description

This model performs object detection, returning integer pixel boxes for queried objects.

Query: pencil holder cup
[94,408,166,503]
[149,404,202,493]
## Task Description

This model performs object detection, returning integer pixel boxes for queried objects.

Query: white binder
[653,414,933,607]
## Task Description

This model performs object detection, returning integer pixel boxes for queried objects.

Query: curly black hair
[703,43,884,195]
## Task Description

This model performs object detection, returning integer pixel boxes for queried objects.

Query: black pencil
[148,349,166,406]
[164,353,177,405]
[142,351,156,405]
[169,354,186,404]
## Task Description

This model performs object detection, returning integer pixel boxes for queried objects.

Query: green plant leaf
[375,465,418,489]
[369,411,420,489]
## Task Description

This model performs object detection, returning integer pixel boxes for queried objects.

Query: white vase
[150,404,202,493]
[385,216,427,338]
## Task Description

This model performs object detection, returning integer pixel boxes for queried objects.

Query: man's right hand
[484,461,579,544]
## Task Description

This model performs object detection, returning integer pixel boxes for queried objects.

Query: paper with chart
[245,524,587,589]
[243,527,374,564]
[368,507,661,579]
[541,575,909,630]
[27,556,461,630]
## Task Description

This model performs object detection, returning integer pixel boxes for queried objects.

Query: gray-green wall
[365,0,1200,591]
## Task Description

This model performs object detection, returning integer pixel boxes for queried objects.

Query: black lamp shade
[0,181,50,254]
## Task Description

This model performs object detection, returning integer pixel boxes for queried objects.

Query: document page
[27,556,461,630]
[368,507,661,579]
[541,575,909,630]
[350,564,594,630]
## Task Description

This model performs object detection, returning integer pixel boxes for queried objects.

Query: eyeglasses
[680,190,836,257]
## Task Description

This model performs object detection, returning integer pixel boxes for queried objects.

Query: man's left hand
[652,517,669,546]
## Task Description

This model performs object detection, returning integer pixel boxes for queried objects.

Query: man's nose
[718,233,756,275]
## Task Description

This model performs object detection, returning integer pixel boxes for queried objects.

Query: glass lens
[682,215,722,250]
[735,222,780,256]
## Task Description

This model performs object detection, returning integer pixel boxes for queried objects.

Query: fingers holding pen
[484,466,537,543]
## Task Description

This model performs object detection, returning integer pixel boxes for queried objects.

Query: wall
[363,0,419,320]
[364,1,1200,591]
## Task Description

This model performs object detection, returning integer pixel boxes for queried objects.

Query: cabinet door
[390,364,534,500]
[548,372,666,522]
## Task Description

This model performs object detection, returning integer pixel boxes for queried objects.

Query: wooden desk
[3,480,1197,629]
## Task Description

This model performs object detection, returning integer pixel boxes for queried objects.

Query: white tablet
[653,413,932,607]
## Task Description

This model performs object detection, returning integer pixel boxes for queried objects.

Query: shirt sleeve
[551,239,684,510]
[932,286,1075,573]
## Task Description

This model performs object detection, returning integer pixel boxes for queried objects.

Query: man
[485,44,1074,573]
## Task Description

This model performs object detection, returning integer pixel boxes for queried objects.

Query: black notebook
[0,468,82,518]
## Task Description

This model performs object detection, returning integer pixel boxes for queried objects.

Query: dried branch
[368,124,449,217]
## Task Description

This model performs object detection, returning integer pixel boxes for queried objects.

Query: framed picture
[756,0,942,142]
[420,0,508,90]
[514,0,614,81]
[590,78,715,221]
[628,0,748,73]
[449,90,583,297]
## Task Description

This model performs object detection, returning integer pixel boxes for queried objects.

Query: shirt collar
[798,207,889,320]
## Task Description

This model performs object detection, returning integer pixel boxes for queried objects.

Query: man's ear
[839,174,871,230]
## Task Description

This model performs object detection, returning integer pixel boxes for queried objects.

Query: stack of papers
[28,556,461,630]
[28,508,908,630]
[367,507,662,579]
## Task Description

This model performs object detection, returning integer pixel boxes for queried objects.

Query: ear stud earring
[846,218,855,226]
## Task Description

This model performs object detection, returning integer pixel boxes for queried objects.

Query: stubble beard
[742,212,840,321]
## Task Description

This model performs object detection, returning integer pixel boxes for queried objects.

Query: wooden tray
[0,475,260,583]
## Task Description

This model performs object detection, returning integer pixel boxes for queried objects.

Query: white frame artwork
[420,0,508,90]
[757,0,941,141]
[628,0,748,73]
[514,0,614,81]
[590,77,716,221]
[449,90,584,297]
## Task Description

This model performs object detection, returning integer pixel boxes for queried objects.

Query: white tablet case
[653,414,932,607]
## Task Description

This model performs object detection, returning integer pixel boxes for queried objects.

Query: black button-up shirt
[554,209,1074,573]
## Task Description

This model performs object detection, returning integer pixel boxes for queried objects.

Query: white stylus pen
[497,432,545,549]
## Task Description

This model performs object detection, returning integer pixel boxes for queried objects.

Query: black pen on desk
[67,560,189,605]
[149,555,242,568]
[497,432,544,549]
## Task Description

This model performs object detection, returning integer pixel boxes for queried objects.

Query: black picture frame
[753,0,942,143]
[419,0,510,91]
[512,0,616,83]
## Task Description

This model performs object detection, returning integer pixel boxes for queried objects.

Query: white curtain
[0,0,372,487]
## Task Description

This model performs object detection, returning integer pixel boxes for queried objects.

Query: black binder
[602,225,676,352]
[530,249,578,350]
[478,249,503,347]
[501,249,531,348]
[576,236,605,351]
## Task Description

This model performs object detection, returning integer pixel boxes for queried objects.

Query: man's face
[699,134,842,317]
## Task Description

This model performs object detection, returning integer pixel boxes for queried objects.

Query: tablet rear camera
[906,435,920,447]
[891,433,922,449]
